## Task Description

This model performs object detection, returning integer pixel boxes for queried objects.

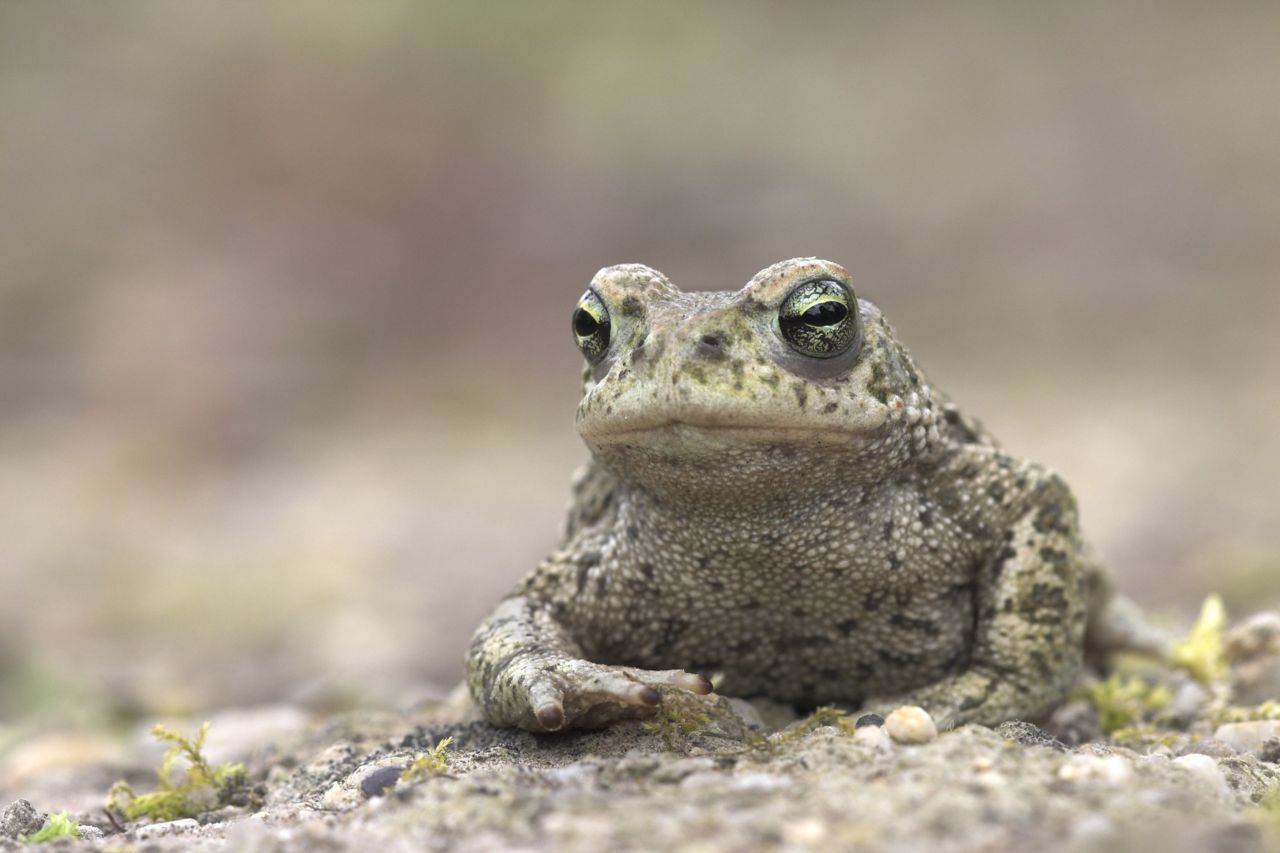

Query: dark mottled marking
[987,482,1006,503]
[639,562,655,581]
[878,649,923,667]
[937,487,963,513]
[1023,583,1069,621]
[653,617,690,656]
[575,551,600,594]
[777,634,826,651]
[792,383,808,409]
[866,360,890,404]
[823,401,839,414]
[1038,547,1069,571]
[890,612,940,637]
[1034,501,1069,535]
[835,618,860,636]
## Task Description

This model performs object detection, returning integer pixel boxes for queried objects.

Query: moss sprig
[401,736,454,781]
[106,722,247,823]
[18,812,79,844]
[1078,674,1174,734]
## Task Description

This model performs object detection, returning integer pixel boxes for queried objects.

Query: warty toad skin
[466,258,1160,732]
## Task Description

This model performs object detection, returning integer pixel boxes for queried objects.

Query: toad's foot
[522,661,712,732]
[466,595,712,732]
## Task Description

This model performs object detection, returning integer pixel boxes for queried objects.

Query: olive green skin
[466,258,1149,733]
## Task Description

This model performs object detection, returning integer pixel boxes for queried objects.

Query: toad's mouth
[579,418,868,446]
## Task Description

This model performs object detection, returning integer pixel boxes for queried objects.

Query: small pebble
[1224,611,1280,662]
[1214,721,1280,755]
[1069,813,1116,842]
[0,800,44,839]
[884,706,937,744]
[996,720,1068,751]
[855,713,885,729]
[1173,753,1231,798]
[853,723,892,752]
[360,765,405,799]
[1057,754,1133,785]
[133,818,200,840]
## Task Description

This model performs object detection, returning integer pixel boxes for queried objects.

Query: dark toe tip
[536,704,566,731]
[638,686,661,706]
[695,675,714,695]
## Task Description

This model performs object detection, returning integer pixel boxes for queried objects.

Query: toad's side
[466,258,1160,732]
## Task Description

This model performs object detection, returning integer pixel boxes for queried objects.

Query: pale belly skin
[465,258,1157,732]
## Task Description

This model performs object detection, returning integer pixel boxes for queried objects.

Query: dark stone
[1260,738,1280,764]
[360,766,406,799]
[855,714,885,729]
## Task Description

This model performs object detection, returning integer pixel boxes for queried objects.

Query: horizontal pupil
[574,307,599,337]
[802,301,847,326]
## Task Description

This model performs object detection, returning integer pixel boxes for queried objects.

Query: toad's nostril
[696,333,726,359]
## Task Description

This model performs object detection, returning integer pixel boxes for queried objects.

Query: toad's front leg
[466,559,711,732]
[871,474,1089,728]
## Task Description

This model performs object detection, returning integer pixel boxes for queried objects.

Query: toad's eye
[572,290,611,364]
[778,279,860,358]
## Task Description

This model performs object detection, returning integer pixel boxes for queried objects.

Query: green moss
[18,812,79,844]
[1107,725,1183,748]
[106,722,248,823]
[401,736,454,781]
[642,700,713,750]
[1170,595,1228,686]
[759,706,860,754]
[1077,674,1173,734]
[1212,701,1280,725]
[1250,785,1280,842]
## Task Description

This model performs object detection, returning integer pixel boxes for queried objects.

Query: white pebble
[133,818,200,840]
[1213,721,1280,755]
[884,706,938,744]
[1173,753,1231,798]
[1057,754,1133,785]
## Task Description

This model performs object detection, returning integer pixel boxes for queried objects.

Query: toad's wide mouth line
[580,419,868,444]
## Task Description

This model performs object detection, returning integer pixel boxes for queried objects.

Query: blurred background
[1,1,1278,746]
